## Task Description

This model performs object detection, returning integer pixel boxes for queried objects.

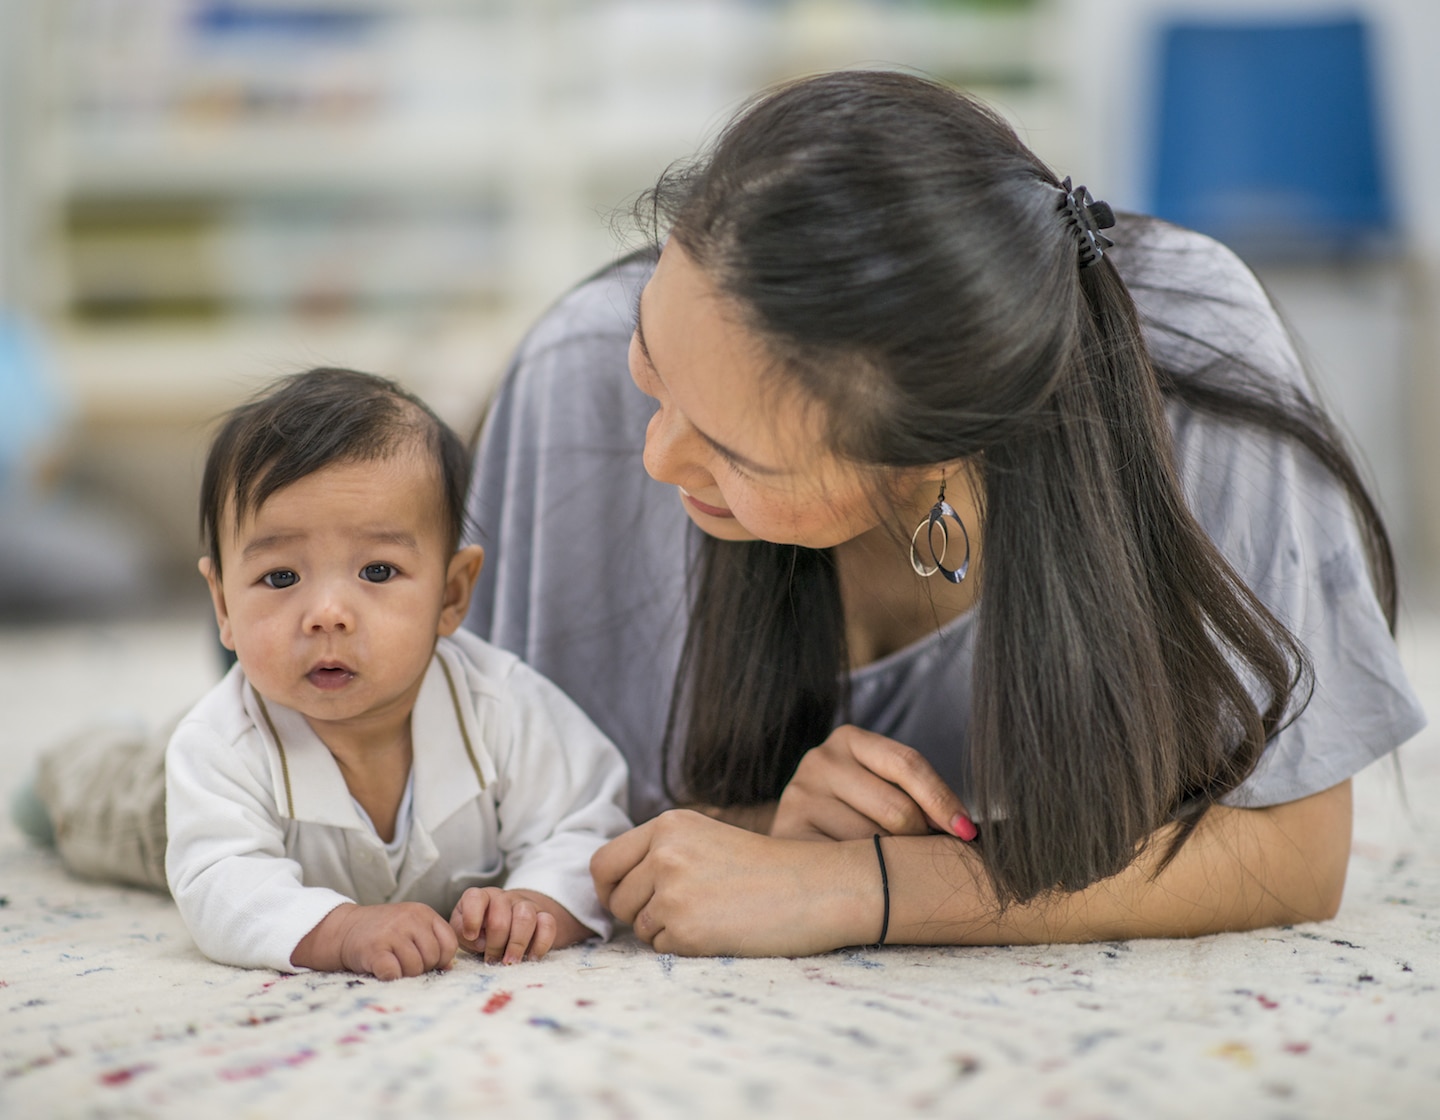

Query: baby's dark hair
[201,367,471,573]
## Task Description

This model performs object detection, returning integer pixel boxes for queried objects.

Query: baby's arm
[450,888,589,964]
[292,902,458,980]
[167,716,355,972]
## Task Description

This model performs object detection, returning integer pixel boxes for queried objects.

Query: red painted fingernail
[951,814,978,842]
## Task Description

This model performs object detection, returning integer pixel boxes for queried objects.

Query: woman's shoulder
[1111,216,1306,390]
[1110,215,1265,304]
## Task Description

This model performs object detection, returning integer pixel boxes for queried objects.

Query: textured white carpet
[2,610,1437,1119]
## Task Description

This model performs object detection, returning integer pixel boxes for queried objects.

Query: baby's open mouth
[307,664,356,690]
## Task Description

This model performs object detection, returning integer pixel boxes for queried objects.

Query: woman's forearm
[871,780,1352,946]
[593,782,1352,955]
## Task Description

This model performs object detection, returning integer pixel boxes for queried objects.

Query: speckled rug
[2,613,1437,1119]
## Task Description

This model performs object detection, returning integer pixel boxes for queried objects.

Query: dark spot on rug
[1358,974,1376,983]
[482,990,512,1014]
[100,1064,152,1087]
[528,1016,575,1037]
[1330,939,1361,949]
[952,1054,981,1077]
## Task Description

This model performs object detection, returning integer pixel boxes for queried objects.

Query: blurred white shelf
[30,0,1068,398]
[61,123,512,197]
[50,309,524,433]
[10,0,1066,568]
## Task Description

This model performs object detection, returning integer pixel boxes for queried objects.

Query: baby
[166,367,630,979]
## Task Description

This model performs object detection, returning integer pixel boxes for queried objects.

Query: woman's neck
[834,519,981,670]
[834,468,983,669]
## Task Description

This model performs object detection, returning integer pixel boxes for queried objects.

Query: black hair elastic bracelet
[872,833,890,947]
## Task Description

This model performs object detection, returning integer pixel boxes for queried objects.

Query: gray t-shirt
[465,220,1425,822]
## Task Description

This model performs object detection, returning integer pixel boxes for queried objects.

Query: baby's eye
[360,563,396,583]
[262,570,298,589]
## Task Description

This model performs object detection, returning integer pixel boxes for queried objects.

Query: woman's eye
[360,563,395,583]
[719,451,752,480]
[262,570,298,589]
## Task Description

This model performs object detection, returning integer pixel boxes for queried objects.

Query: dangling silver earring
[909,479,970,584]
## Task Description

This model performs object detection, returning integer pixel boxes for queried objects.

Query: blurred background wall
[0,0,1435,618]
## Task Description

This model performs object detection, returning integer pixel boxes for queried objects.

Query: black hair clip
[1058,176,1116,268]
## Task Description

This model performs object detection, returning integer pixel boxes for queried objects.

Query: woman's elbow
[1244,779,1354,928]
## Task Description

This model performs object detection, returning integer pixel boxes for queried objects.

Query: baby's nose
[303,586,354,632]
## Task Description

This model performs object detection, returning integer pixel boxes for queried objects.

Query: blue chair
[1148,16,1395,260]
[0,313,60,490]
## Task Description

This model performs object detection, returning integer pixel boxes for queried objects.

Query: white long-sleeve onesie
[165,628,631,972]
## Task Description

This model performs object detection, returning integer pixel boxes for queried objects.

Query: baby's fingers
[482,893,515,964]
[429,913,459,971]
[528,911,558,962]
[451,888,492,949]
[388,937,427,978]
[369,951,403,982]
[502,900,538,965]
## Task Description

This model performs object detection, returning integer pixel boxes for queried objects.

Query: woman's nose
[629,330,714,491]
[642,407,709,490]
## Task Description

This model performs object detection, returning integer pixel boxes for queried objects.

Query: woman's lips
[680,487,735,519]
[307,664,356,691]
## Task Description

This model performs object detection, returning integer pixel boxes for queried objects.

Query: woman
[465,70,1424,955]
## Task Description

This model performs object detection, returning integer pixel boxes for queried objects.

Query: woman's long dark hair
[649,70,1396,905]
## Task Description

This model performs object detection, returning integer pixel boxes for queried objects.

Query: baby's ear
[198,556,236,650]
[438,545,485,636]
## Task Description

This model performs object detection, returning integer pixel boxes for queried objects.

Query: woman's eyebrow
[634,303,786,477]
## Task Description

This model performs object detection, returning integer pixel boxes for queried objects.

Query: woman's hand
[592,782,1354,956]
[769,724,977,842]
[591,810,879,956]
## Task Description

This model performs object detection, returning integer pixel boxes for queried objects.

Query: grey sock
[10,775,56,847]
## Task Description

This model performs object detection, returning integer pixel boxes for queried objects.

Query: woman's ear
[198,556,236,651]
[438,545,485,636]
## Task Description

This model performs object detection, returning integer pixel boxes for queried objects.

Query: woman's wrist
[803,837,890,952]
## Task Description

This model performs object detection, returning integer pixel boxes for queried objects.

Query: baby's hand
[450,888,559,965]
[292,902,458,981]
